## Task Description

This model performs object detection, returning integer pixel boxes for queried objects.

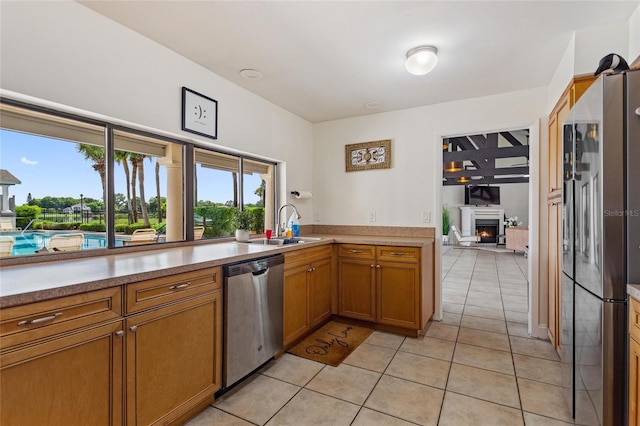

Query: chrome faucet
[276,203,301,237]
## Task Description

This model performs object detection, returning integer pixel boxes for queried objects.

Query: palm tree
[155,160,162,223]
[132,154,150,227]
[232,172,238,207]
[115,150,134,224]
[130,156,138,223]
[77,144,106,196]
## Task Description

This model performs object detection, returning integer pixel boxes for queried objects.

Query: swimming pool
[4,231,124,256]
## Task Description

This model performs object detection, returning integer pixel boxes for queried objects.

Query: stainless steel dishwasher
[222,254,284,389]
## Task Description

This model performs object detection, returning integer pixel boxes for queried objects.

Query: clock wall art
[345,139,392,172]
[182,87,218,139]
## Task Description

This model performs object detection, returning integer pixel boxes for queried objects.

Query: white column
[158,145,183,242]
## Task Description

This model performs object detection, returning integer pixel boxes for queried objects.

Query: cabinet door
[309,257,332,327]
[631,336,640,426]
[284,263,310,346]
[1,321,124,426]
[376,261,420,329]
[126,292,222,426]
[547,199,561,350]
[338,258,376,321]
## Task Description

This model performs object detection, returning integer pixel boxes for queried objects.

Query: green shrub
[15,205,42,229]
[79,223,106,232]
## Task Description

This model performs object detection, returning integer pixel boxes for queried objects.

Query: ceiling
[78,1,638,123]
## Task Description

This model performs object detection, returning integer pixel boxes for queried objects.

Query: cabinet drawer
[0,287,122,349]
[630,297,640,344]
[338,244,375,259]
[376,246,420,263]
[285,245,332,270]
[126,267,221,314]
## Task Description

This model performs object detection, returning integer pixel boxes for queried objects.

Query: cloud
[21,157,38,165]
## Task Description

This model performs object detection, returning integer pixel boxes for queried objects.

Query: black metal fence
[39,210,105,224]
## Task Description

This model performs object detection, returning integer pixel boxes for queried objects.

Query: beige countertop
[628,284,640,301]
[0,233,433,308]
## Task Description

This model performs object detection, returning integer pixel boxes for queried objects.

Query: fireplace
[475,219,499,243]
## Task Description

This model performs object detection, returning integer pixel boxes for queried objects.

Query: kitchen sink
[242,237,323,246]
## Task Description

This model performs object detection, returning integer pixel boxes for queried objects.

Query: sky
[0,129,261,207]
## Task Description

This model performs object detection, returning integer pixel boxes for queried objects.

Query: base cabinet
[338,244,421,331]
[629,296,640,425]
[1,321,124,426]
[284,246,332,347]
[126,292,222,425]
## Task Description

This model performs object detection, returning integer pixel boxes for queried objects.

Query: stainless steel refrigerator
[561,69,640,426]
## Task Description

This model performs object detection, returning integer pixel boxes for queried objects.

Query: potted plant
[232,209,252,241]
[442,206,451,245]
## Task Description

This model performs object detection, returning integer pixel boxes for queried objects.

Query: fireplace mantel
[459,206,505,237]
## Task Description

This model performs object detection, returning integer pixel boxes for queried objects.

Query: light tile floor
[187,246,576,425]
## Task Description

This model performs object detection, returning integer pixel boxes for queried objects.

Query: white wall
[312,88,547,228]
[0,1,315,222]
[630,5,640,62]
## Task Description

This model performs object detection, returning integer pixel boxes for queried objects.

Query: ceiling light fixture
[443,161,463,172]
[239,69,263,80]
[405,46,438,76]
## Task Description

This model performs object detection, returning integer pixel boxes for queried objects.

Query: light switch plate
[369,211,377,222]
[422,210,431,223]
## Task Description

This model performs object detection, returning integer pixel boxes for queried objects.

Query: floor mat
[287,321,374,367]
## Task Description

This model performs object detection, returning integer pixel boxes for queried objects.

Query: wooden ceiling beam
[443,145,529,162]
[443,176,530,185]
[444,166,529,178]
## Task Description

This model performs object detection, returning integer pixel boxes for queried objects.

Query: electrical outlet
[369,211,377,222]
[422,210,431,223]
[313,210,320,222]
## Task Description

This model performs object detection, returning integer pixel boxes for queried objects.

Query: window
[0,100,277,258]
[194,150,275,239]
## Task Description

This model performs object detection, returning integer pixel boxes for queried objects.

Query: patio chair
[194,226,205,240]
[123,228,157,246]
[451,225,480,247]
[48,234,84,251]
[0,236,15,256]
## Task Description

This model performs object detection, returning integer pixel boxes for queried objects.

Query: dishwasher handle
[252,268,268,276]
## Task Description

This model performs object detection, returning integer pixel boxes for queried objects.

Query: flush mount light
[240,69,263,80]
[405,46,438,76]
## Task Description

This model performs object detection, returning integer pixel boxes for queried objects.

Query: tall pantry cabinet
[545,74,595,351]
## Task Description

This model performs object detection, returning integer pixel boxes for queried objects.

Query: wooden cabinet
[0,289,124,425]
[547,200,561,349]
[545,74,595,351]
[125,267,222,426]
[630,296,640,426]
[338,244,422,331]
[547,75,597,196]
[283,245,332,347]
[505,227,529,252]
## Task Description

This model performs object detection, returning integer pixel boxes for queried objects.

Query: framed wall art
[182,87,218,139]
[345,139,391,172]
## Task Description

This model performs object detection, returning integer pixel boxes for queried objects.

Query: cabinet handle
[389,252,406,256]
[370,264,375,268]
[130,325,138,333]
[307,268,314,272]
[349,249,363,253]
[169,282,190,290]
[376,265,381,269]
[115,330,124,338]
[550,187,560,191]
[17,312,62,326]
[311,267,316,272]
